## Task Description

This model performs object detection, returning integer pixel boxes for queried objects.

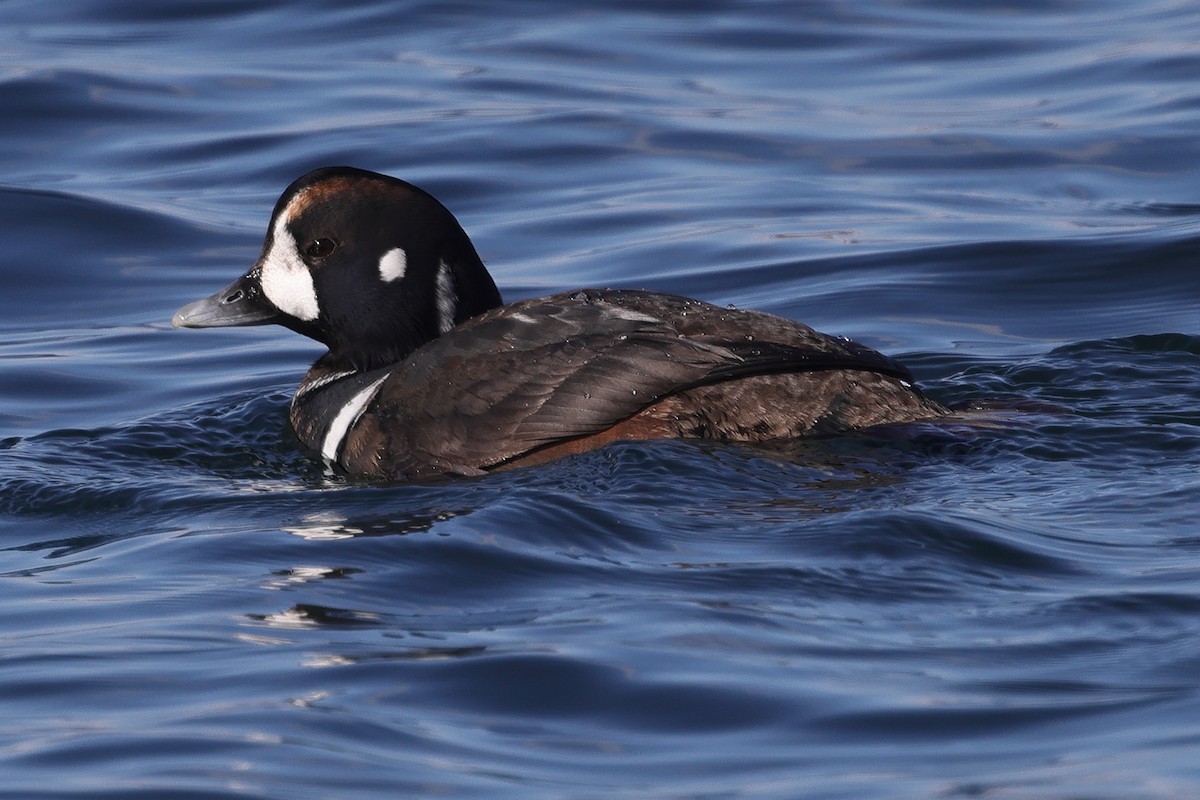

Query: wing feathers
[364,291,915,476]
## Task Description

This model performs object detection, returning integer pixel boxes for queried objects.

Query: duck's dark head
[172,166,502,371]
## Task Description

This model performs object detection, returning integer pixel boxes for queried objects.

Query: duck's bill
[172,272,281,329]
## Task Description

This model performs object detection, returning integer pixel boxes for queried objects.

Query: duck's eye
[305,238,337,259]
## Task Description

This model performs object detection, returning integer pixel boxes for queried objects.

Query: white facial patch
[435,259,458,334]
[378,247,407,283]
[259,213,320,322]
[321,374,389,461]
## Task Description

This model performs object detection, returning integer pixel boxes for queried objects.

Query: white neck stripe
[435,260,457,335]
[292,369,357,404]
[321,375,389,462]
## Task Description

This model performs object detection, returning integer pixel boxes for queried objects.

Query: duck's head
[172,166,502,371]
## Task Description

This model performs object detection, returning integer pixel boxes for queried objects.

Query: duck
[173,166,948,479]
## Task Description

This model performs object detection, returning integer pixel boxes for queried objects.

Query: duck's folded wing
[361,297,911,477]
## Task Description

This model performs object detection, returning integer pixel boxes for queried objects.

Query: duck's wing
[353,291,913,478]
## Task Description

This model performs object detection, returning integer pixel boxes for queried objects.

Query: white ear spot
[378,247,407,283]
[259,214,320,322]
[435,259,458,334]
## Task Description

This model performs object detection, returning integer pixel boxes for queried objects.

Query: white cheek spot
[378,247,407,283]
[509,312,537,324]
[435,259,458,334]
[259,215,320,322]
[321,375,389,462]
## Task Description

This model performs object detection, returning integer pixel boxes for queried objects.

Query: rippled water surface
[3,2,1200,798]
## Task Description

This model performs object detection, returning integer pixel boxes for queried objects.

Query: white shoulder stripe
[605,306,661,324]
[320,375,389,462]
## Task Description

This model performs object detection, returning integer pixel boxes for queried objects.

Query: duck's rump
[498,368,946,472]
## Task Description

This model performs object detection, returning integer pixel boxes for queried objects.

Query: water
[3,1,1200,797]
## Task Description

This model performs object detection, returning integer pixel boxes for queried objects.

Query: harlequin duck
[173,166,948,479]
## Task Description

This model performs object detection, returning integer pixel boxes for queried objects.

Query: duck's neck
[317,252,502,375]
[289,362,393,461]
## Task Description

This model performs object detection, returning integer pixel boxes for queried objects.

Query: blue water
[3,2,1200,797]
